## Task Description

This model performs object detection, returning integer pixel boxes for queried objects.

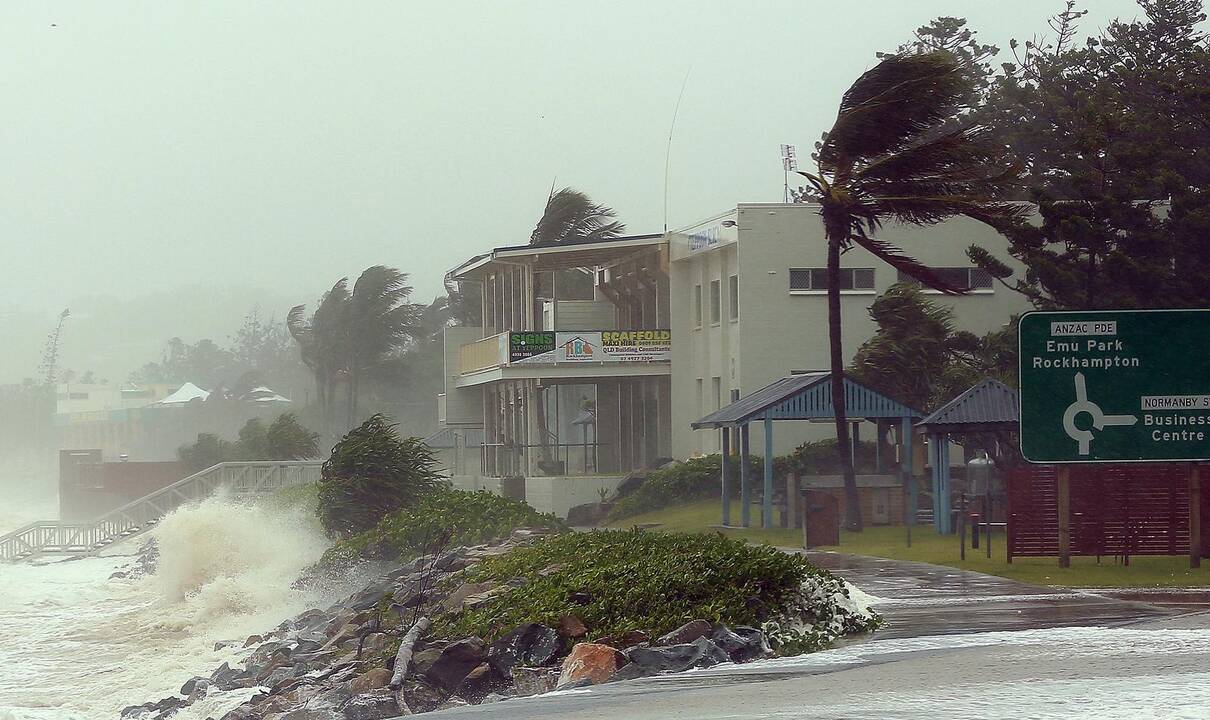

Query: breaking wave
[0,493,334,720]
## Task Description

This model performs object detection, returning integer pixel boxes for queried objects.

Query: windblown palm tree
[798,51,1024,532]
[531,187,626,245]
[345,266,419,426]
[288,279,350,434]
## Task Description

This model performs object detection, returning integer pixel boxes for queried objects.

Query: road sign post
[1019,310,1210,568]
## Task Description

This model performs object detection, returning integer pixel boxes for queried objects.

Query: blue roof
[917,378,1019,432]
[691,372,922,429]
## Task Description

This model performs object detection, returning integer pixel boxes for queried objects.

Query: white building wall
[671,203,1032,458]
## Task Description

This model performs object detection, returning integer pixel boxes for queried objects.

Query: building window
[693,285,702,328]
[789,267,875,293]
[709,280,721,325]
[731,388,740,403]
[896,267,994,292]
[712,377,722,411]
[728,274,739,321]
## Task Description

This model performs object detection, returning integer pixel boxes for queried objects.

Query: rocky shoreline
[120,528,873,720]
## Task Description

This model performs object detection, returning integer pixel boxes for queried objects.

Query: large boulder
[511,666,560,697]
[339,690,400,720]
[557,643,628,688]
[565,502,607,527]
[657,619,712,646]
[710,625,771,663]
[621,637,730,677]
[349,668,392,695]
[424,638,486,692]
[486,623,560,676]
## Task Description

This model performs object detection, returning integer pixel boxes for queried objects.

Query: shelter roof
[916,378,1019,434]
[692,372,922,429]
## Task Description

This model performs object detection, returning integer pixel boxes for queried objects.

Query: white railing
[0,461,322,562]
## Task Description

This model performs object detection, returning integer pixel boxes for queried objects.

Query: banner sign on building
[509,330,671,364]
[508,332,556,363]
[1018,310,1210,463]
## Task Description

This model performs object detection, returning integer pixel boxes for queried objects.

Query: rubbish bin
[800,489,840,548]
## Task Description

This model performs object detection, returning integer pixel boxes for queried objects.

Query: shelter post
[1191,464,1201,569]
[763,416,774,528]
[1057,465,1071,568]
[740,424,751,528]
[721,427,731,527]
[939,436,952,534]
[901,417,915,544]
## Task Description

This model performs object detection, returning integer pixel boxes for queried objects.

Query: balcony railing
[459,333,508,374]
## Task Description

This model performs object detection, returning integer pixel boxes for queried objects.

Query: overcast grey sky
[0,1,1149,382]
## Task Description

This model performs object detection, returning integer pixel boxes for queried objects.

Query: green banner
[1018,309,1210,463]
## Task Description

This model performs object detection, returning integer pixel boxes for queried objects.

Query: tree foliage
[969,0,1210,309]
[316,414,444,538]
[850,285,1017,412]
[177,412,320,472]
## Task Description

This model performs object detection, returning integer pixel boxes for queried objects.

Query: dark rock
[409,647,443,675]
[350,668,392,695]
[565,502,607,527]
[486,623,560,676]
[710,625,770,663]
[436,696,470,711]
[480,692,510,704]
[340,689,400,720]
[511,666,560,697]
[346,583,389,612]
[567,591,593,605]
[625,637,729,676]
[402,679,445,714]
[210,662,241,687]
[425,637,486,692]
[559,677,593,690]
[620,630,650,647]
[179,676,208,696]
[459,662,505,701]
[657,619,712,646]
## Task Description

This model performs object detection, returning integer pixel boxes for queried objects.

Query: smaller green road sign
[1019,309,1210,463]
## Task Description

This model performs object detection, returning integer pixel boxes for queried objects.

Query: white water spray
[0,493,334,720]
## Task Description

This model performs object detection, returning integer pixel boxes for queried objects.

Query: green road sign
[1019,309,1210,463]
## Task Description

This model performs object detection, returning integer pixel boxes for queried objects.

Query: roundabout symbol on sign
[1062,372,1138,456]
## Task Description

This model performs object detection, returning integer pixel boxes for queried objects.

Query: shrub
[316,414,444,538]
[323,488,567,564]
[176,413,321,472]
[436,530,879,650]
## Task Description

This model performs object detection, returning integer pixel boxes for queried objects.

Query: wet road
[430,552,1210,719]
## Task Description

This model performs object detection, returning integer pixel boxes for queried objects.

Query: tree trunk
[827,235,863,532]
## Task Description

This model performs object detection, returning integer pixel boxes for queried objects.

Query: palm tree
[797,51,1024,532]
[288,278,350,434]
[531,187,626,245]
[345,266,420,427]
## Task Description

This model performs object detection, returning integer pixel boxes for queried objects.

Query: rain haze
[2,0,1143,383]
[4,2,1210,719]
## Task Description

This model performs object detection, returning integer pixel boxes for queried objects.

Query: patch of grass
[436,530,877,650]
[610,499,1210,589]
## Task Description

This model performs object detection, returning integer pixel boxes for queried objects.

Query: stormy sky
[1,1,1148,383]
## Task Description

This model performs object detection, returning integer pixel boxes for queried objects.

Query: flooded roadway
[435,551,1210,719]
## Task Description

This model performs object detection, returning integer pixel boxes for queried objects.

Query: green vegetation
[610,499,1210,588]
[437,530,877,652]
[316,414,443,538]
[178,413,320,472]
[324,488,566,564]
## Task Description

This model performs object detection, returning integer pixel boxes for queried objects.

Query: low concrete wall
[524,475,624,519]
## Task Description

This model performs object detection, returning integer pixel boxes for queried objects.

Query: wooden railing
[0,461,322,562]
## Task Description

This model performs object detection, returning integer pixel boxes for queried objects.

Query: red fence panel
[1008,463,1190,560]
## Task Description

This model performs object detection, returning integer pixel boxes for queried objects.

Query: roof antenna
[663,67,691,234]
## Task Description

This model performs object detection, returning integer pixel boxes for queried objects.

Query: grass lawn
[607,499,1210,588]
